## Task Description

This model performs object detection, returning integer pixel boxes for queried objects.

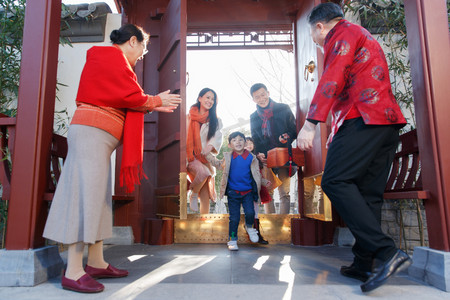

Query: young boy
[207,131,267,250]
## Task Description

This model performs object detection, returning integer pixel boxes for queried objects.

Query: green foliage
[54,80,71,135]
[60,3,74,47]
[60,3,86,47]
[0,199,7,248]
[0,0,26,117]
[344,0,415,131]
[0,2,74,117]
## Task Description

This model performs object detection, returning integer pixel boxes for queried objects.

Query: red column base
[291,218,335,246]
[143,218,174,245]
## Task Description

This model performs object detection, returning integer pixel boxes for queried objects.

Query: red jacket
[307,19,406,146]
[72,46,161,141]
[76,45,149,108]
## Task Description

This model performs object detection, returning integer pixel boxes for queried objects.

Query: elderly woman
[43,24,181,293]
[187,88,223,214]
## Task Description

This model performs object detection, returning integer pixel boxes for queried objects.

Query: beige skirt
[43,125,120,244]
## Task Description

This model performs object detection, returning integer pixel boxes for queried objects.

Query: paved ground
[1,244,449,300]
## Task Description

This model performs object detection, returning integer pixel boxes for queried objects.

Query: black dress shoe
[254,219,269,245]
[360,249,412,293]
[258,234,269,245]
[340,264,371,282]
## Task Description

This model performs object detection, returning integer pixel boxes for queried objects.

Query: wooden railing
[42,133,134,203]
[0,116,133,203]
[384,129,430,200]
[43,133,68,201]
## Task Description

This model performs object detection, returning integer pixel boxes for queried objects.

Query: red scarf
[257,99,274,138]
[186,106,209,164]
[76,45,149,193]
[120,110,148,193]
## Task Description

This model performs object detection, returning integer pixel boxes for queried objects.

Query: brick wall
[381,199,429,254]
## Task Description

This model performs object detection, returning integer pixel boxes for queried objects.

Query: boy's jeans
[227,189,255,241]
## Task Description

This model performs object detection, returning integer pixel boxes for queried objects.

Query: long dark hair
[192,88,218,141]
[110,24,149,44]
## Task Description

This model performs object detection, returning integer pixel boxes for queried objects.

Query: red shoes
[85,264,129,278]
[61,273,104,293]
[61,265,128,293]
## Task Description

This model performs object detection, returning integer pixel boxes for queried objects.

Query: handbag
[263,166,282,191]
[267,141,305,176]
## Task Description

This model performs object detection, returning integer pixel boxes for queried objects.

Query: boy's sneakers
[227,240,239,251]
[245,225,259,243]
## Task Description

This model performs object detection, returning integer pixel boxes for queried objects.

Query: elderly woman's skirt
[43,125,120,244]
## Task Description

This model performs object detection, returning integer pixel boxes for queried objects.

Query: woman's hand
[153,106,178,113]
[158,90,182,108]
[262,178,272,188]
[297,120,317,151]
[257,153,267,165]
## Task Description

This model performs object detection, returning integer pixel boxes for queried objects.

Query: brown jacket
[208,151,269,202]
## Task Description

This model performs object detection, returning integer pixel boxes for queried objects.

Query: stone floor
[0,243,449,300]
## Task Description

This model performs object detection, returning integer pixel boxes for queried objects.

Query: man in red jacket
[297,3,411,293]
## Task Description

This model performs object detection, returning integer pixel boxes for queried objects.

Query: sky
[62,1,296,133]
[186,49,295,133]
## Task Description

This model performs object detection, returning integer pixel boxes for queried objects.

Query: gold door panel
[175,214,300,244]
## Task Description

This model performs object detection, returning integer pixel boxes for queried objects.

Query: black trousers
[321,118,400,268]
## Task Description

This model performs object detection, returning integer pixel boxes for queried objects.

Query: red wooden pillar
[291,0,337,246]
[404,0,450,251]
[5,0,61,250]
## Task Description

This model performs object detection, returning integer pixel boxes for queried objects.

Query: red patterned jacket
[307,19,406,146]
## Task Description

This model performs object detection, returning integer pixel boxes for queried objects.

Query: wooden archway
[3,0,450,254]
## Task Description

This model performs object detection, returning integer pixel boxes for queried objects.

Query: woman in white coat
[186,88,223,213]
